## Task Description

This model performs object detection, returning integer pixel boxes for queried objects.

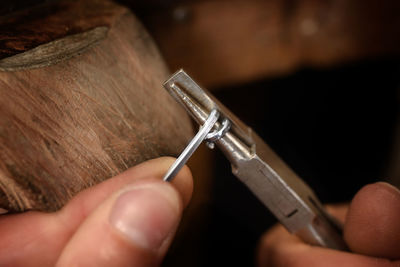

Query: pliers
[162,69,347,250]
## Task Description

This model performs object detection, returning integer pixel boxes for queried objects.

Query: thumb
[344,182,400,259]
[56,179,185,267]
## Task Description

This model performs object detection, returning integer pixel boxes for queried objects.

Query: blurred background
[126,1,400,266]
[3,0,399,266]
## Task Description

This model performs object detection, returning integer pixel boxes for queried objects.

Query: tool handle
[295,204,348,250]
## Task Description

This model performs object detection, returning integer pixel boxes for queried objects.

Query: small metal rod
[163,108,220,182]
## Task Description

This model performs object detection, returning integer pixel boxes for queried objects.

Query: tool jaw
[163,69,347,250]
[220,130,347,250]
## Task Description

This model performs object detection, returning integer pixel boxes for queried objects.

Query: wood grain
[0,0,193,212]
[0,0,124,60]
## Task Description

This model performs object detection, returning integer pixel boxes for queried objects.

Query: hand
[0,157,193,267]
[257,182,400,267]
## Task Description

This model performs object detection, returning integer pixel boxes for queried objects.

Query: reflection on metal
[163,69,348,250]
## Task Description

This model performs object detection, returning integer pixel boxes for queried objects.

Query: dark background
[1,1,398,266]
[164,58,400,266]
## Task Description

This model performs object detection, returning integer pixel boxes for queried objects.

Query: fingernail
[375,182,400,193]
[374,182,400,200]
[109,183,180,250]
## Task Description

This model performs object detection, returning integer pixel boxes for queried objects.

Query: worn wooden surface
[0,0,124,62]
[3,0,399,88]
[136,0,400,87]
[0,0,193,212]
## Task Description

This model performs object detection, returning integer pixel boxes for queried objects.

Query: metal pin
[163,108,220,182]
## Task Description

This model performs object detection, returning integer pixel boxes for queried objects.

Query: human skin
[257,182,400,267]
[0,157,193,267]
[1,156,399,267]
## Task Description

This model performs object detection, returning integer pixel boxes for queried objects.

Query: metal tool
[163,69,347,250]
[163,109,220,182]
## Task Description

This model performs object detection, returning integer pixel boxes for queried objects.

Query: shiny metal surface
[163,109,219,182]
[163,69,347,250]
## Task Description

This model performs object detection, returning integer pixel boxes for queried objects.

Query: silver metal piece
[206,118,231,142]
[204,117,231,149]
[163,109,219,182]
[163,69,348,250]
[205,141,215,150]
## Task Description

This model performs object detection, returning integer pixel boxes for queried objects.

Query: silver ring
[206,117,231,142]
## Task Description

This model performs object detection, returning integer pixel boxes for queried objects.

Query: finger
[0,212,64,267]
[61,157,193,223]
[326,204,348,224]
[56,179,185,267]
[344,182,400,259]
[257,222,397,267]
[0,157,192,266]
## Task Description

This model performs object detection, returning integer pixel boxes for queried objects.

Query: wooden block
[0,0,193,212]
